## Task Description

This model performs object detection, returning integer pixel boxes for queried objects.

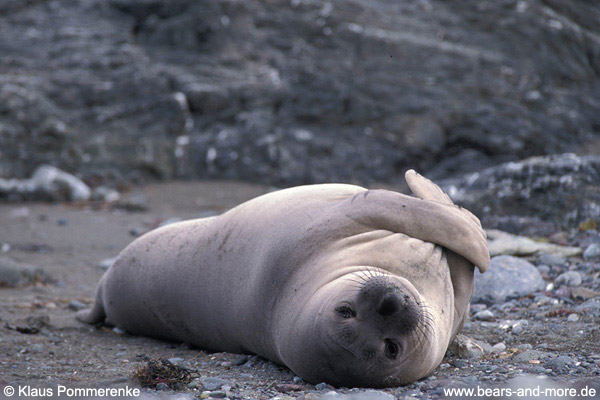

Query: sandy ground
[1,181,599,399]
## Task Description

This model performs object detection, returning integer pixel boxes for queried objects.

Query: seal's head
[276,268,439,388]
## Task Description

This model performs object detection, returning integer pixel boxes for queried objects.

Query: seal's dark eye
[335,306,356,319]
[384,339,398,359]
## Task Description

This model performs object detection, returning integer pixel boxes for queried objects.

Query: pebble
[202,377,231,391]
[112,327,126,335]
[555,271,582,287]
[155,383,169,391]
[473,255,545,303]
[567,313,579,322]
[537,253,566,267]
[544,355,574,371]
[0,256,52,287]
[57,218,68,226]
[492,342,506,352]
[92,186,121,202]
[511,321,527,335]
[208,391,226,398]
[315,382,328,390]
[513,350,548,363]
[167,357,183,365]
[67,300,87,311]
[473,309,494,321]
[97,258,116,270]
[583,243,600,260]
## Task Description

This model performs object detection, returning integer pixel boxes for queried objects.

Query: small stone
[473,255,545,303]
[167,357,183,365]
[567,313,579,322]
[474,310,494,321]
[275,383,306,392]
[209,390,226,398]
[315,382,328,390]
[583,244,600,260]
[449,334,489,358]
[97,258,116,270]
[511,319,529,335]
[571,287,600,300]
[492,342,506,352]
[537,253,566,267]
[112,327,126,335]
[159,217,183,227]
[513,350,548,363]
[92,186,121,202]
[555,271,582,287]
[202,377,230,391]
[220,361,232,367]
[450,360,468,368]
[67,300,86,311]
[0,256,53,287]
[544,355,573,371]
[57,218,68,226]
[232,355,248,366]
[155,383,169,391]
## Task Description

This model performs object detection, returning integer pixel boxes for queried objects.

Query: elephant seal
[77,170,489,387]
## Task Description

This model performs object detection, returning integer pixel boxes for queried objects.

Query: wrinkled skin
[77,170,489,387]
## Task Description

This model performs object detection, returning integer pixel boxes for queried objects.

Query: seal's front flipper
[405,169,454,206]
[340,186,490,272]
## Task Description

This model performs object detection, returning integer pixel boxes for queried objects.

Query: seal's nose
[378,293,401,316]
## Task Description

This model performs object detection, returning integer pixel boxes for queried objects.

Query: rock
[448,334,491,359]
[513,350,548,364]
[441,154,600,231]
[571,287,600,300]
[0,256,53,287]
[115,194,148,212]
[544,355,574,371]
[536,253,566,267]
[492,342,506,352]
[583,243,600,260]
[201,377,230,391]
[275,384,307,392]
[473,255,545,303]
[473,310,495,321]
[1,1,600,187]
[208,391,226,398]
[92,186,121,203]
[315,383,328,390]
[0,165,91,202]
[155,383,169,391]
[511,319,529,335]
[317,390,395,400]
[485,229,581,258]
[574,299,600,315]
[67,300,87,311]
[97,258,116,270]
[567,313,579,322]
[555,271,582,287]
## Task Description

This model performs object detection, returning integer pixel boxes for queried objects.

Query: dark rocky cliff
[1,0,599,186]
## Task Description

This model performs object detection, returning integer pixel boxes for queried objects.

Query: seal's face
[288,270,436,387]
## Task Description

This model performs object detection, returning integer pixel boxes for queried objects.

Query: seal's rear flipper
[76,277,106,324]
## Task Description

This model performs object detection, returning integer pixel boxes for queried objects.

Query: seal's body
[78,170,489,387]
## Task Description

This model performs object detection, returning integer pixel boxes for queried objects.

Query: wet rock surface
[1,1,599,187]
[1,181,600,399]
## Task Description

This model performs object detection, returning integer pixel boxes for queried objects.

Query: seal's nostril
[378,294,400,316]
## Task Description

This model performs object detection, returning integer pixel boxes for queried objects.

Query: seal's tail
[76,275,106,324]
